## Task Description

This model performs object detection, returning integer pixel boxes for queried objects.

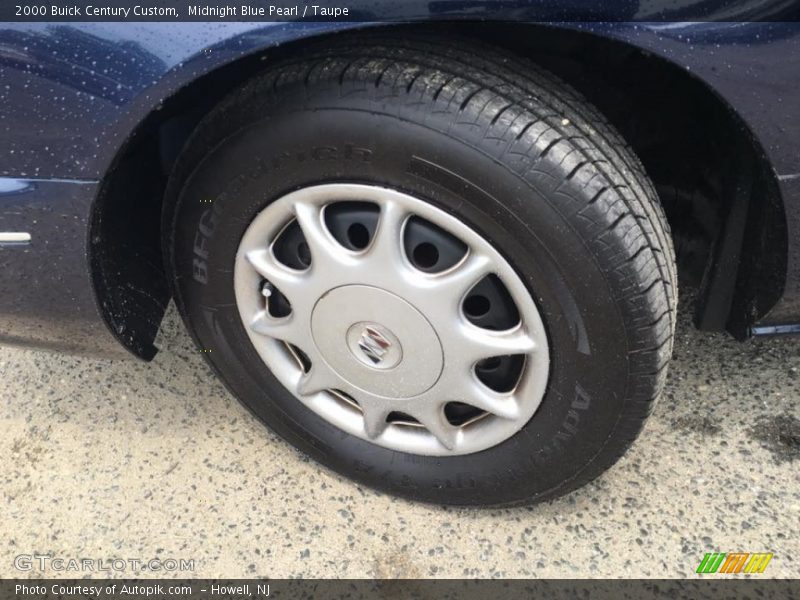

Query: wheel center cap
[311,285,443,398]
[347,322,402,369]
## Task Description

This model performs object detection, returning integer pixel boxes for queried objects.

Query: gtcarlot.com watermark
[14,554,195,572]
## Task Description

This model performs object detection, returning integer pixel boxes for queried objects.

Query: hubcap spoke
[297,363,341,395]
[409,404,460,451]
[293,200,352,271]
[459,324,536,364]
[360,400,392,440]
[250,310,310,348]
[364,198,409,267]
[456,381,520,420]
[245,248,307,303]
[429,252,493,309]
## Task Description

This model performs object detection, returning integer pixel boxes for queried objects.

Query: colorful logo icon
[696,553,773,574]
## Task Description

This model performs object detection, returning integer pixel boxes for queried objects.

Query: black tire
[164,35,677,507]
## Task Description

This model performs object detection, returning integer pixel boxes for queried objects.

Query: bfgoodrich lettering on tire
[165,34,676,506]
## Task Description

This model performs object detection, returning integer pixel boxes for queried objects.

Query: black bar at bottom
[4,579,799,600]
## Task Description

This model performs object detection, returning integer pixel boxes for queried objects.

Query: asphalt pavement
[1,298,798,578]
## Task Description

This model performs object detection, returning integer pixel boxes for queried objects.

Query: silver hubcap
[234,184,550,456]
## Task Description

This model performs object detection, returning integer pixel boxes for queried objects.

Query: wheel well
[90,23,787,359]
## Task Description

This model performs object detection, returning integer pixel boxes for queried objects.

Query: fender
[0,12,798,357]
[2,19,799,181]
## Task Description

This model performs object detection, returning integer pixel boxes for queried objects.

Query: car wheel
[165,35,676,506]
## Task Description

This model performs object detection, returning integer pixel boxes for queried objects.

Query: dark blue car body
[1,3,799,359]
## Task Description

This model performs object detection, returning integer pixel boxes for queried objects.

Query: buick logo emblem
[357,326,392,364]
[346,321,403,370]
